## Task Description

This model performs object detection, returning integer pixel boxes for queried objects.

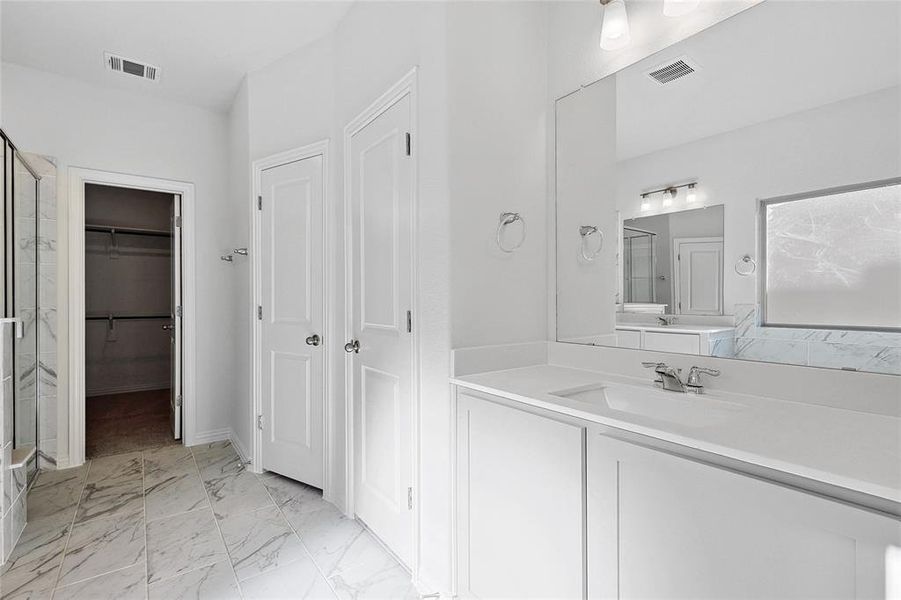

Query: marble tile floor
[0,442,419,599]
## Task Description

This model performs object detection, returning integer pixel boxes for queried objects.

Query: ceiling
[615,0,900,160]
[1,1,353,112]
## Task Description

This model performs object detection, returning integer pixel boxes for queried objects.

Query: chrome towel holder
[496,212,526,253]
[579,225,604,261]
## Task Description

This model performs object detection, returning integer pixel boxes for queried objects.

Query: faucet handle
[686,366,720,389]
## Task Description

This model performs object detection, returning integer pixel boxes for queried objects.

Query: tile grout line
[49,459,93,593]
[189,444,246,600]
[258,475,340,599]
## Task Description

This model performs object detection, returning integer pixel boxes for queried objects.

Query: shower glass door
[12,153,39,462]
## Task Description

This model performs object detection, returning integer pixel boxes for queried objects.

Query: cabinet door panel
[588,434,901,599]
[643,331,700,354]
[457,392,585,599]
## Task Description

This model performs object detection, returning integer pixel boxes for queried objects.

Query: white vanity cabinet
[588,433,901,600]
[642,330,700,354]
[455,391,585,599]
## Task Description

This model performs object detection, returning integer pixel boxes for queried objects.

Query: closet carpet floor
[86,389,178,458]
[0,442,418,599]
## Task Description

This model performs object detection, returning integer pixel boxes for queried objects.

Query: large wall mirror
[555,0,900,375]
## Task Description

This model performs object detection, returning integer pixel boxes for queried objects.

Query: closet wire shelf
[85,224,173,238]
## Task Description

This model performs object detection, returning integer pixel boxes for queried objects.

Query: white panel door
[349,93,414,566]
[456,392,585,599]
[674,238,723,315]
[261,156,324,488]
[169,194,182,439]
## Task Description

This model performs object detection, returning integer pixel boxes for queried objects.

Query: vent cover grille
[104,52,160,82]
[647,57,697,85]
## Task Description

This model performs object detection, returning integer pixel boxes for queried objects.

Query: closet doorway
[68,169,195,467]
[84,184,181,458]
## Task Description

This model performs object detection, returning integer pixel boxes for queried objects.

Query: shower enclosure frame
[1,128,42,468]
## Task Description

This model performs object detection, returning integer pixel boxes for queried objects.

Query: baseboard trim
[191,428,231,446]
[229,429,252,465]
[86,383,171,398]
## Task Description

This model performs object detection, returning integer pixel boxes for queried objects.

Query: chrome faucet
[685,366,720,394]
[656,315,676,326]
[642,362,686,392]
[642,362,721,394]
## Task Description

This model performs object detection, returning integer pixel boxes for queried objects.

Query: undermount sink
[550,383,744,428]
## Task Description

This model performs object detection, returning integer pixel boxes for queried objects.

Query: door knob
[305,334,321,347]
[161,324,174,331]
[344,339,360,354]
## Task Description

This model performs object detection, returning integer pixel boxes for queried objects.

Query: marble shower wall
[733,304,901,375]
[0,318,28,566]
[20,153,57,468]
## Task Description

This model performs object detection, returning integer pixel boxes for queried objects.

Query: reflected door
[674,238,723,315]
[260,156,325,487]
[349,93,414,566]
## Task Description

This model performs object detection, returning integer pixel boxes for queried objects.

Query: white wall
[226,78,252,459]
[447,1,548,348]
[1,62,236,462]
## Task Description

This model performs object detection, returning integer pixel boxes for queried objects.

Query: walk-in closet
[84,184,182,457]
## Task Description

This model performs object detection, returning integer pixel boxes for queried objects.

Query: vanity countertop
[615,324,735,334]
[451,364,901,508]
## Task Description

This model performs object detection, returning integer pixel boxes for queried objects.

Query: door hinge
[407,487,413,510]
[257,306,263,320]
[406,310,412,333]
[405,132,412,157]
[174,215,182,228]
[176,394,183,407]
[677,254,681,260]
[176,305,182,318]
[257,415,264,430]
[257,195,263,210]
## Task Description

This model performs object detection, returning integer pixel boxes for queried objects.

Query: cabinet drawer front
[457,392,585,599]
[615,329,641,349]
[643,331,701,354]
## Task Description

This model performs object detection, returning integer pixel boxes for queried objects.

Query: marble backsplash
[733,304,901,375]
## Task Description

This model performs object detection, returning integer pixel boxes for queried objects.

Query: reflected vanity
[555,0,900,375]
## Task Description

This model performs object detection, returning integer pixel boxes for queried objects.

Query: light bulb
[600,0,631,51]
[640,197,651,211]
[663,0,700,17]
[686,184,697,203]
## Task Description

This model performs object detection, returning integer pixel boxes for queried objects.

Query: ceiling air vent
[104,52,160,82]
[646,57,698,85]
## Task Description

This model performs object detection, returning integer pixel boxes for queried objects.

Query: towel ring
[735,254,757,276]
[579,225,604,262]
[496,212,526,253]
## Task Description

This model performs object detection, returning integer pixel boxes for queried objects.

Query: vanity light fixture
[663,0,700,17]
[686,183,698,203]
[662,187,677,207]
[641,182,698,208]
[600,0,631,51]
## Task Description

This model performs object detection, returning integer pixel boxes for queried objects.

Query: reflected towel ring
[579,225,604,262]
[496,212,526,253]
[735,254,757,276]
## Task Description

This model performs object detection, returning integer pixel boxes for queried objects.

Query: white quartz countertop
[615,324,735,334]
[451,365,901,506]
